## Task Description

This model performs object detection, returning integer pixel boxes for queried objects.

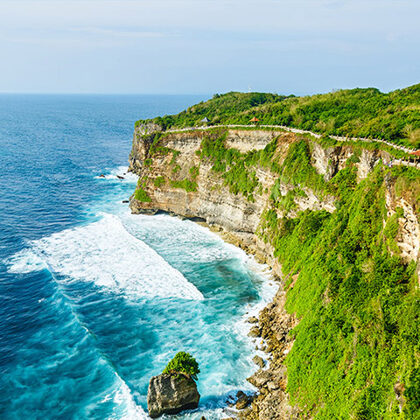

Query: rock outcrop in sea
[147,373,200,418]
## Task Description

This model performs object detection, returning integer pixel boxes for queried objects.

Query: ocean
[0,94,275,419]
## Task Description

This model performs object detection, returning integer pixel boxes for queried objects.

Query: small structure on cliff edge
[250,117,260,124]
[200,117,210,125]
[410,150,420,162]
[147,352,200,418]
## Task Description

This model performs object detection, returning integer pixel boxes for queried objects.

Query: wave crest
[7,213,203,301]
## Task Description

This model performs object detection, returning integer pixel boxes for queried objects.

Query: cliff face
[129,126,284,275]
[129,125,420,419]
[129,125,418,272]
[129,127,277,228]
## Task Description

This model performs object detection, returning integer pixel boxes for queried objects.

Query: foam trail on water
[122,212,249,264]
[111,374,149,420]
[7,213,203,301]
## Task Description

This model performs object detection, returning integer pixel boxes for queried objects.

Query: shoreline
[192,219,299,419]
[111,166,279,417]
[132,209,298,419]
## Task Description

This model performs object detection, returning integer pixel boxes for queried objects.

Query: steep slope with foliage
[136,84,420,148]
[260,155,419,419]
[130,116,419,418]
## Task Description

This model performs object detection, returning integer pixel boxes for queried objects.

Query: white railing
[162,124,419,168]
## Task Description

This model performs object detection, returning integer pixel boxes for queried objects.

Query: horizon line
[0,82,417,97]
[0,92,214,96]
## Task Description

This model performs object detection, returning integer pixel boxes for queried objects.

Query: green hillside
[137,84,420,148]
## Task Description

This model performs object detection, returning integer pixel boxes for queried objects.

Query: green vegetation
[172,164,181,175]
[189,165,199,180]
[147,132,173,157]
[136,92,287,130]
[405,368,420,416]
[134,186,151,202]
[278,140,326,192]
[198,129,277,200]
[153,176,165,188]
[170,179,197,192]
[132,125,419,417]
[170,150,180,165]
[136,84,420,147]
[256,144,420,419]
[163,352,200,380]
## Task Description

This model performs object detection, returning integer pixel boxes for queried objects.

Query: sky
[0,0,419,95]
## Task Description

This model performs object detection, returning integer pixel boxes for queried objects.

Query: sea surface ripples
[0,95,276,419]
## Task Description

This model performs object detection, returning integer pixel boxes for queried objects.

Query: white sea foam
[7,213,203,301]
[124,212,279,392]
[7,250,48,274]
[95,166,138,183]
[113,376,148,420]
[122,213,247,264]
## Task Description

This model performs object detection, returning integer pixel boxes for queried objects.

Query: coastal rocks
[290,186,336,216]
[311,142,352,181]
[128,128,275,236]
[357,149,381,181]
[128,128,304,419]
[384,182,420,278]
[247,316,259,324]
[128,128,339,281]
[147,373,200,418]
[240,291,299,420]
[136,122,163,136]
[252,355,266,369]
[395,198,420,263]
[247,326,261,338]
[236,391,253,409]
[129,126,419,419]
[225,129,281,153]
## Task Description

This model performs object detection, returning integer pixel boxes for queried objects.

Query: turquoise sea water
[0,95,275,419]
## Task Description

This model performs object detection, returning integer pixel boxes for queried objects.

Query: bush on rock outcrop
[147,352,200,418]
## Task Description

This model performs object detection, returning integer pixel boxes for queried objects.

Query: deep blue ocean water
[0,95,275,419]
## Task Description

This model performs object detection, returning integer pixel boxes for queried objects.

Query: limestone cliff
[128,124,420,419]
[129,126,282,273]
[129,125,418,272]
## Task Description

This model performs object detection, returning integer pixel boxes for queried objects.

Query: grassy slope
[261,144,420,419]
[137,84,420,148]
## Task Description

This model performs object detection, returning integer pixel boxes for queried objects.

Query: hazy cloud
[0,0,419,93]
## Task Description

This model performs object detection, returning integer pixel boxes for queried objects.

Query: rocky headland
[128,123,419,419]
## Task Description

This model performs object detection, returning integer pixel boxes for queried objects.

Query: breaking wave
[7,213,203,301]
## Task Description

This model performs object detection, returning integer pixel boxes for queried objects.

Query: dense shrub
[163,352,200,380]
[136,84,420,147]
[134,187,151,202]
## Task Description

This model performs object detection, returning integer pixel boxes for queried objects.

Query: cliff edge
[129,123,420,419]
